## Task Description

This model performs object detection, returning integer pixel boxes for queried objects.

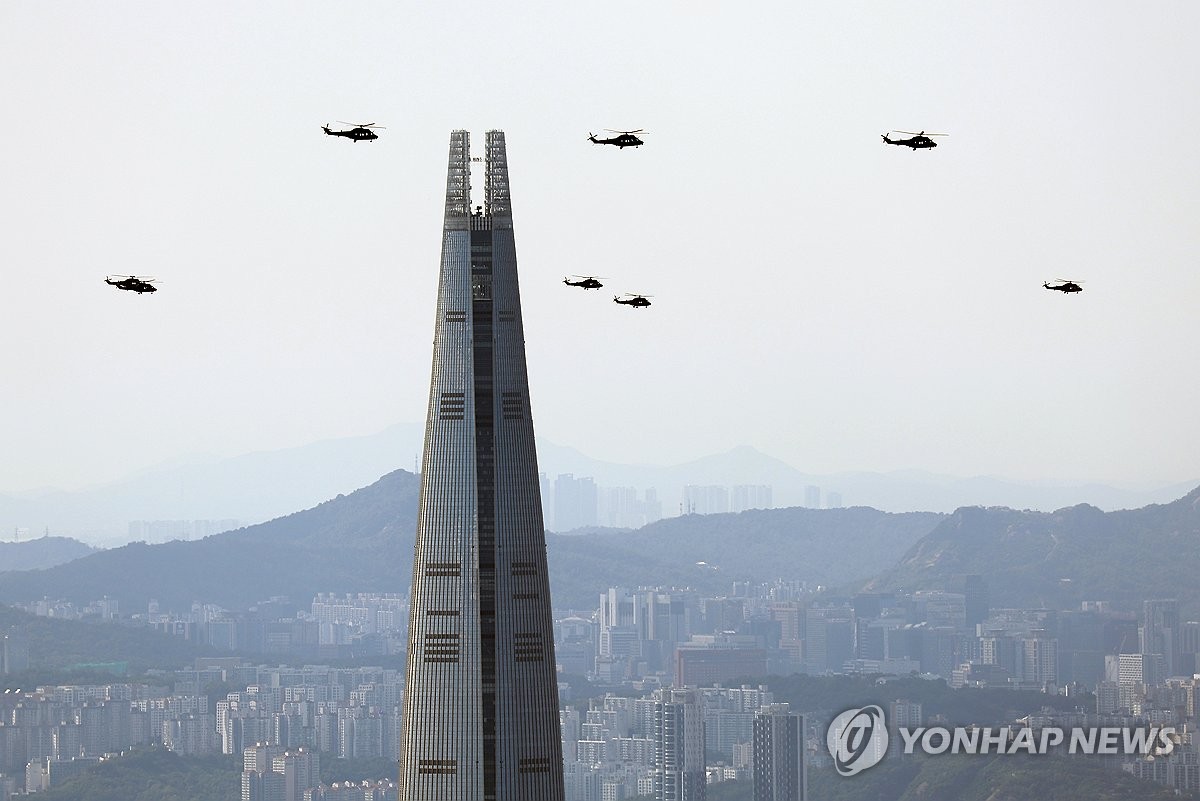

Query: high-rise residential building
[554,473,598,530]
[731,485,773,513]
[1016,635,1059,687]
[1,629,28,674]
[803,486,820,509]
[887,700,922,758]
[963,575,989,630]
[398,130,563,800]
[683,485,729,515]
[752,704,806,801]
[654,688,706,801]
[1142,599,1181,676]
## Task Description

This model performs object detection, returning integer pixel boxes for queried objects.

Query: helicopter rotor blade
[604,129,647,134]
[894,130,948,136]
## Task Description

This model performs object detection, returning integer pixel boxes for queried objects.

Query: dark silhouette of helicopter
[614,293,652,308]
[322,122,385,142]
[1044,279,1084,294]
[105,275,158,294]
[563,275,604,290]
[589,129,645,149]
[882,130,947,150]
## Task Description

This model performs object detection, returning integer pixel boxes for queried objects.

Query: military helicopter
[881,130,947,150]
[104,275,158,294]
[322,121,385,142]
[1043,279,1084,294]
[563,275,605,290]
[589,129,646,149]
[614,293,652,308]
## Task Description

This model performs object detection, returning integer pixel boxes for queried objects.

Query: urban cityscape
[9,565,1200,798]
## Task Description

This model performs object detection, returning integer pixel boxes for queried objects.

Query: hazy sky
[2,1,1198,493]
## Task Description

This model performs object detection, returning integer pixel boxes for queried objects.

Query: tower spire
[398,130,564,800]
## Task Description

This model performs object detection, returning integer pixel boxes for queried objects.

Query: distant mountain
[2,424,1190,546]
[0,423,426,545]
[0,469,940,614]
[0,470,422,612]
[538,440,1197,515]
[864,486,1200,611]
[0,536,94,572]
[547,507,942,608]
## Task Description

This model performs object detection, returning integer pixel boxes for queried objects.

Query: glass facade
[398,131,564,801]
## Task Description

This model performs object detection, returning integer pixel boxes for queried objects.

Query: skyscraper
[655,688,706,801]
[752,703,806,801]
[1142,599,1180,676]
[398,131,564,800]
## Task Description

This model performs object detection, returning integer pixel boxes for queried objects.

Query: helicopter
[881,130,947,150]
[1044,280,1084,294]
[322,121,385,142]
[614,293,652,308]
[105,275,158,294]
[589,129,645,149]
[563,275,605,290]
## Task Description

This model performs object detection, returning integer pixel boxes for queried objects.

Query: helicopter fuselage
[105,278,156,293]
[323,126,378,142]
[882,134,936,149]
[614,295,651,308]
[590,133,642,148]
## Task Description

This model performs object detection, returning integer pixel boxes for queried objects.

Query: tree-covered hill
[0,604,211,671]
[0,469,422,611]
[30,750,240,801]
[547,506,942,608]
[864,485,1200,612]
[807,753,1190,801]
[0,536,94,572]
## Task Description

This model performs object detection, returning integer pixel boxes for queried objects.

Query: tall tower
[399,131,564,800]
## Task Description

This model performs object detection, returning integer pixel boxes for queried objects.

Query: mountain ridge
[0,470,941,612]
[864,485,1200,611]
[2,425,1192,545]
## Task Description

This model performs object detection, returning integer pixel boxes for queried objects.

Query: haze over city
[4,2,1198,497]
[6,5,1200,801]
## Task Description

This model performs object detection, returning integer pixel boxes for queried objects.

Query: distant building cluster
[552,583,1200,797]
[540,474,776,531]
[561,687,806,801]
[801,485,842,509]
[546,473,664,531]
[683,485,773,516]
[14,594,410,661]
[0,681,216,786]
[12,596,122,622]
[203,662,403,760]
[0,660,405,798]
[127,519,241,543]
[240,743,391,801]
